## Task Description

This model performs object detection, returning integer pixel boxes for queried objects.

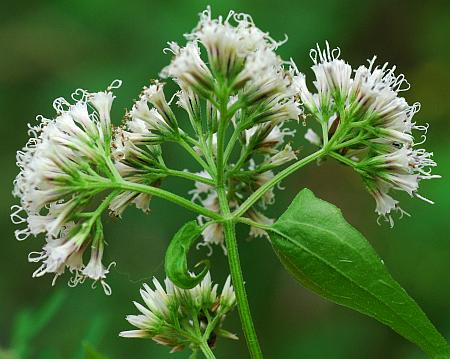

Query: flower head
[120,273,237,354]
[11,81,122,292]
[299,43,439,225]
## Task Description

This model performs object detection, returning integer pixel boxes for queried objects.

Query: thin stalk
[164,168,215,186]
[233,148,326,218]
[230,145,252,174]
[104,155,123,182]
[237,217,271,231]
[198,133,218,174]
[323,105,348,150]
[192,316,216,359]
[222,212,263,358]
[332,135,364,150]
[178,138,212,174]
[328,151,358,167]
[321,120,329,147]
[92,190,119,218]
[229,162,277,178]
[192,111,217,173]
[199,341,216,359]
[203,314,221,342]
[115,180,221,220]
[224,125,242,163]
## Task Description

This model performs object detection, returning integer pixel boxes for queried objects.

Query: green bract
[165,220,210,289]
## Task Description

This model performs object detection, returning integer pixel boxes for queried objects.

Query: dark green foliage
[269,189,450,358]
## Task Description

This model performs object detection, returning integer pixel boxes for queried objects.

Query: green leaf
[165,220,209,289]
[269,188,450,359]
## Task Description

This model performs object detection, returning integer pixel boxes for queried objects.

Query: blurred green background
[1,0,449,358]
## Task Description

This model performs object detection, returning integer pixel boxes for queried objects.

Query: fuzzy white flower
[187,7,277,79]
[129,98,170,138]
[142,81,177,129]
[13,82,120,221]
[110,109,166,217]
[161,42,213,92]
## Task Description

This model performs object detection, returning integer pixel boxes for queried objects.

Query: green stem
[328,151,358,168]
[199,135,218,174]
[203,314,221,342]
[231,145,252,174]
[178,137,212,174]
[104,155,123,182]
[332,135,364,150]
[92,190,119,218]
[115,180,221,220]
[236,217,271,231]
[192,311,216,359]
[224,125,242,163]
[191,114,217,173]
[233,148,326,218]
[321,120,329,147]
[164,168,214,186]
[222,213,263,358]
[323,105,348,150]
[199,341,216,359]
[229,162,277,178]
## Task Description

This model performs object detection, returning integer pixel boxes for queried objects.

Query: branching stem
[233,148,326,218]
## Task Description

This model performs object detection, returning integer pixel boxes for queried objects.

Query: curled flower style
[161,42,213,95]
[299,43,439,225]
[11,81,122,292]
[120,273,237,354]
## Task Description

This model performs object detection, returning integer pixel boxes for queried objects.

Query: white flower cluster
[160,8,302,248]
[11,81,122,293]
[12,7,437,305]
[162,7,301,123]
[120,272,237,353]
[110,81,178,217]
[299,43,439,225]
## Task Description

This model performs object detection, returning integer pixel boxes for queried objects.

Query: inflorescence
[11,80,123,294]
[160,8,302,250]
[120,272,237,354]
[11,7,438,305]
[298,42,438,226]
